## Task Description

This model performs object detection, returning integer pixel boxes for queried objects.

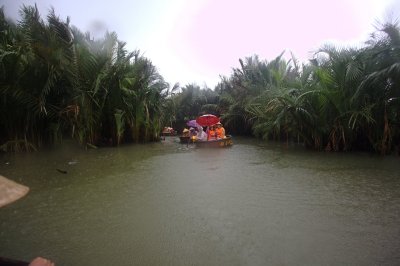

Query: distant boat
[162,131,177,136]
[162,127,177,136]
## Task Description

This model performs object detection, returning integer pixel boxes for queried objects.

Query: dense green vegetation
[0,5,172,151]
[215,25,400,154]
[1,5,399,154]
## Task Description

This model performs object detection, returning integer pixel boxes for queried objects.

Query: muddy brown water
[1,137,399,265]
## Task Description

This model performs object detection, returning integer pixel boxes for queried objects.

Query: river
[1,137,399,265]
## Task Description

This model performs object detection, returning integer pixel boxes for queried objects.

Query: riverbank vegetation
[1,5,399,154]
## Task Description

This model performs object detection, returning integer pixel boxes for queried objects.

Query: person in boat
[215,122,226,139]
[182,128,190,137]
[196,126,207,141]
[189,127,197,140]
[163,127,176,135]
[207,125,217,141]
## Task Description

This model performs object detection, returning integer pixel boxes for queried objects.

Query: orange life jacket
[208,129,216,140]
[216,127,225,138]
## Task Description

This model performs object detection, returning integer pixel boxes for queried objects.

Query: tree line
[172,24,400,155]
[0,5,174,151]
[1,5,399,154]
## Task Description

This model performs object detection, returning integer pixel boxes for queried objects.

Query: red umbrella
[196,114,220,126]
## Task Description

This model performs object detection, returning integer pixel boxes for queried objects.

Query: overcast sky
[1,0,399,88]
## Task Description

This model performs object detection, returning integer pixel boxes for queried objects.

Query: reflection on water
[1,137,400,265]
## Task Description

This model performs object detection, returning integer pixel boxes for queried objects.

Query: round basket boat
[195,135,233,148]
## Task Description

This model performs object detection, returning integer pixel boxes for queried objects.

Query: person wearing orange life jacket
[207,125,217,140]
[215,122,225,139]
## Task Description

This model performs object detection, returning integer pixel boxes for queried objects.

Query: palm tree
[355,21,400,153]
[0,5,75,150]
[0,5,171,150]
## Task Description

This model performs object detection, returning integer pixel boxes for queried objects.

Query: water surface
[1,137,399,265]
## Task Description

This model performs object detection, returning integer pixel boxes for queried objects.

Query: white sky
[1,0,399,88]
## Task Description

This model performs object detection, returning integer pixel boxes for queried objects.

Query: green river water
[1,137,399,265]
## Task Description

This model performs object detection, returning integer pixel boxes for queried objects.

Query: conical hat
[0,175,29,208]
